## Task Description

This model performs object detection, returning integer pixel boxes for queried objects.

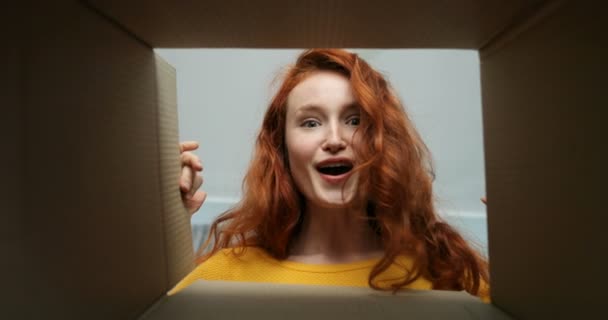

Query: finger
[180,165,193,193]
[180,141,199,153]
[187,191,207,215]
[180,152,203,171]
[481,197,487,205]
[186,174,203,200]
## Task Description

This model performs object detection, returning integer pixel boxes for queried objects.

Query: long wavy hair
[197,49,489,297]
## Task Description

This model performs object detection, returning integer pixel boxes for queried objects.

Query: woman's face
[285,71,361,208]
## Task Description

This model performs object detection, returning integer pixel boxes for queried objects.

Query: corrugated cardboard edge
[141,281,514,320]
[154,54,195,288]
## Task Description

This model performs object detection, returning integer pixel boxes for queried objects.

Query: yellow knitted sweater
[169,247,489,302]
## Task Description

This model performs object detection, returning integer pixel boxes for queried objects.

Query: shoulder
[477,279,491,303]
[197,247,274,276]
[198,247,278,276]
[204,247,272,268]
[168,247,271,295]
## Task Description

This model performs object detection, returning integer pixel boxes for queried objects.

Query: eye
[346,116,360,126]
[301,120,321,128]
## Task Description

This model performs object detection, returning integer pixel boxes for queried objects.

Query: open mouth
[315,161,354,176]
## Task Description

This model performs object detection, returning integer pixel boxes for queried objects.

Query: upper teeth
[321,163,348,168]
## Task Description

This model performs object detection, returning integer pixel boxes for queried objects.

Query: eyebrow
[295,102,360,115]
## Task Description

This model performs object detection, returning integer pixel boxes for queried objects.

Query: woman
[174,49,489,301]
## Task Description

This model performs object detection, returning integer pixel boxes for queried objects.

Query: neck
[288,201,383,264]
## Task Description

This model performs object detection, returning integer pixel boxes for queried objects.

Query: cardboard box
[3,0,605,318]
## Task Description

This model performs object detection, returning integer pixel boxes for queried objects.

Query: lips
[315,158,354,184]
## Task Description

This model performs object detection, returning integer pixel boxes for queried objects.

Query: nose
[321,124,347,153]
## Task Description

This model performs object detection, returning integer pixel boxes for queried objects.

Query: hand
[179,141,207,215]
[481,197,487,205]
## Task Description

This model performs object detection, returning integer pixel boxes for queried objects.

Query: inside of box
[5,0,606,319]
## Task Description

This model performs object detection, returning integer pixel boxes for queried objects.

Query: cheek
[351,130,362,146]
[348,129,363,155]
[286,132,319,180]
[287,138,316,170]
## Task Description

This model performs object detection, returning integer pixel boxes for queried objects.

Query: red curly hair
[197,49,489,297]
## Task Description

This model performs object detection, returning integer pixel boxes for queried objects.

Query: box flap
[11,1,189,318]
[155,54,195,286]
[141,281,513,320]
[1,2,27,318]
[86,0,547,49]
[481,0,607,317]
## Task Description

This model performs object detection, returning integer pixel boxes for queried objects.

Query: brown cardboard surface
[1,3,27,318]
[86,0,547,49]
[9,1,187,318]
[481,0,607,318]
[9,0,607,319]
[154,55,195,285]
[142,281,512,320]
